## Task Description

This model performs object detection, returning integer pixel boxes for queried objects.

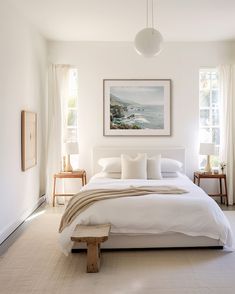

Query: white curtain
[46,64,70,203]
[219,65,235,205]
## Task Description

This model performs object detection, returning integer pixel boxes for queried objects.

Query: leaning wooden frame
[21,110,37,171]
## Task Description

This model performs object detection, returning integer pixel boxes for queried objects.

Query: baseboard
[0,195,46,245]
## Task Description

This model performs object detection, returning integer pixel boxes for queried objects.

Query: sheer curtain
[219,65,235,205]
[46,64,70,203]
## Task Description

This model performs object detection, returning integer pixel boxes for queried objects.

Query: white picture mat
[103,79,171,136]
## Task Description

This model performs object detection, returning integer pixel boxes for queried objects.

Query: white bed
[59,146,233,254]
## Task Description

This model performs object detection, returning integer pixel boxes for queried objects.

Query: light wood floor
[0,202,235,294]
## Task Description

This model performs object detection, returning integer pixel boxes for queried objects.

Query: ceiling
[9,0,235,42]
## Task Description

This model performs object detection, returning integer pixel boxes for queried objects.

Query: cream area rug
[1,207,235,294]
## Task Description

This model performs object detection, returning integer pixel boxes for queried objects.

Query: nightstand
[52,170,87,207]
[193,172,228,206]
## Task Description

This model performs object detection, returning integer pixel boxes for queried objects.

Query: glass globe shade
[134,27,163,57]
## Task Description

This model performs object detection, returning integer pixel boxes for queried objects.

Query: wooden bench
[71,224,111,273]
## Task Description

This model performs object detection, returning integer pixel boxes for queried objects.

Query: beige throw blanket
[59,186,188,233]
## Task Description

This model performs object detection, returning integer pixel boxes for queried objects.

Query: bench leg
[86,242,101,273]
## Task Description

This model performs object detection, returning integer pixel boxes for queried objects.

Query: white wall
[48,41,234,182]
[0,3,47,243]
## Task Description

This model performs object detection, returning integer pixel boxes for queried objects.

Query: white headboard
[92,146,185,175]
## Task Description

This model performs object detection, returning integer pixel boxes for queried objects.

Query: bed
[59,146,233,254]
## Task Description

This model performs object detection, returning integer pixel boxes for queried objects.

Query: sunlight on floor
[25,210,46,222]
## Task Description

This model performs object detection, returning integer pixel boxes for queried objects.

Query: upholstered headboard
[92,146,185,175]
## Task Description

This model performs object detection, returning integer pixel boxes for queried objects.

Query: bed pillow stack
[98,157,121,179]
[98,157,121,173]
[98,155,183,179]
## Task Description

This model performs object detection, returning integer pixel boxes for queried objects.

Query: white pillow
[98,157,121,173]
[147,154,162,179]
[102,172,121,179]
[121,153,147,179]
[161,158,183,172]
[161,172,179,178]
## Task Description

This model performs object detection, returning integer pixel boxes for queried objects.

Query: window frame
[63,68,79,144]
[199,68,220,169]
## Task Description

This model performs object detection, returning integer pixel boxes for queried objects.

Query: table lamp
[64,142,79,172]
[199,143,215,173]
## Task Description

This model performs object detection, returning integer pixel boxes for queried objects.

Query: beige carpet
[1,207,235,294]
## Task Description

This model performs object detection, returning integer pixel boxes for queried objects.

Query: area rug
[0,208,235,294]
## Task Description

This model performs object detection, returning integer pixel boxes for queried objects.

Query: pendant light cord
[146,0,148,27]
[146,0,155,29]
[152,0,154,28]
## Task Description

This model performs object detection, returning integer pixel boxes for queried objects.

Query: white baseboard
[0,196,46,245]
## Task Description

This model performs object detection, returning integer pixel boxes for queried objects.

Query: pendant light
[134,0,163,57]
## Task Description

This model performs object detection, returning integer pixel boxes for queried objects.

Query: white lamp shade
[134,28,163,57]
[65,142,79,155]
[199,143,215,155]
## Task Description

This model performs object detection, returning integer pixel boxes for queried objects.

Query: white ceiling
[9,0,235,42]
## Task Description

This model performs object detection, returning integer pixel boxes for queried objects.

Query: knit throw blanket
[59,185,188,233]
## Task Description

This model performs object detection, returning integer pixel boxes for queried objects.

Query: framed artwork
[103,79,171,136]
[21,111,37,171]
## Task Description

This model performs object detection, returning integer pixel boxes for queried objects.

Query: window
[63,68,79,169]
[199,69,220,168]
[64,68,78,143]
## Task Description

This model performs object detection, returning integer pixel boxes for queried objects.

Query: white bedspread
[59,174,233,254]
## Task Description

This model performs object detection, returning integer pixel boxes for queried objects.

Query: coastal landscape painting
[103,79,171,136]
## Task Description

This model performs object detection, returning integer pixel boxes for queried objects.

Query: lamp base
[204,155,212,173]
[64,155,73,172]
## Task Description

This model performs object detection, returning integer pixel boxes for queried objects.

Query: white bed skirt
[72,233,223,250]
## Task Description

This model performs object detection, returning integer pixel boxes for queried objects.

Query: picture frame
[103,79,171,136]
[21,110,37,171]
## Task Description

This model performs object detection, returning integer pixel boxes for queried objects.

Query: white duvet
[59,173,233,254]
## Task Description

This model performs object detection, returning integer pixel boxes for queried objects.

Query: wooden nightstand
[193,172,228,206]
[52,170,87,207]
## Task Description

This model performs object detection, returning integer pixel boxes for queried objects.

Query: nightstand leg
[53,177,56,207]
[198,178,200,186]
[224,178,228,206]
[219,178,223,204]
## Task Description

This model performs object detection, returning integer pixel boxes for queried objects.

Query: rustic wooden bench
[71,224,111,273]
